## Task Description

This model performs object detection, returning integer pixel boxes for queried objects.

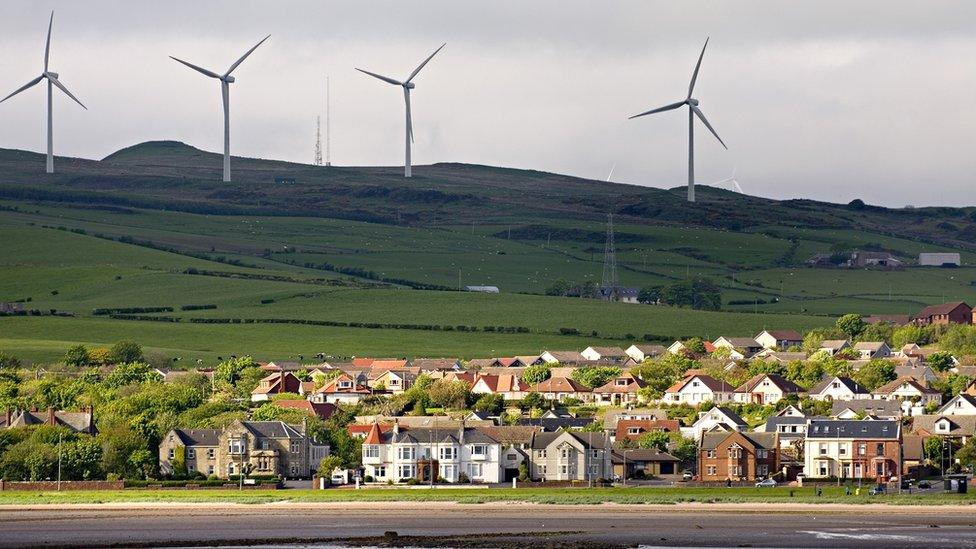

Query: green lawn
[0,486,972,505]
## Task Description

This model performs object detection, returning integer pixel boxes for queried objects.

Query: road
[1,502,975,548]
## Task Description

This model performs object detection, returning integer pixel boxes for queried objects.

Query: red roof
[315,374,371,394]
[616,419,681,441]
[529,377,590,393]
[273,400,337,420]
[364,423,383,445]
[914,301,971,319]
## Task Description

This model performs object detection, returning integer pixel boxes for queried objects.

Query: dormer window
[616,379,628,386]
[628,427,641,435]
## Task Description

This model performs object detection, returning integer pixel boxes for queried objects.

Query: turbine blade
[607,163,616,182]
[628,100,685,119]
[355,68,403,86]
[49,77,86,109]
[692,106,726,149]
[170,56,220,79]
[0,76,45,104]
[225,34,270,76]
[688,37,709,99]
[44,11,54,72]
[733,180,743,193]
[406,43,445,83]
[404,88,414,143]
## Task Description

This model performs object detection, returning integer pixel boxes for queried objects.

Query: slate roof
[542,351,588,364]
[808,375,868,395]
[586,346,628,357]
[611,449,679,463]
[762,416,811,437]
[517,417,596,431]
[173,428,220,446]
[873,376,941,395]
[530,430,609,450]
[8,410,95,433]
[378,427,499,445]
[475,425,541,445]
[734,374,804,394]
[758,330,803,341]
[830,399,903,418]
[911,415,976,437]
[700,430,778,450]
[243,421,306,439]
[806,419,900,439]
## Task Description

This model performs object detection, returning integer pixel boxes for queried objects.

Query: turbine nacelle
[44,71,59,80]
[403,82,416,89]
[687,98,699,106]
[222,75,236,83]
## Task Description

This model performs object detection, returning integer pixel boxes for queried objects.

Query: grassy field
[0,486,972,505]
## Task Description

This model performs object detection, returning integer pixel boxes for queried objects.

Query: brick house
[159,420,328,479]
[803,419,901,481]
[912,301,972,326]
[614,419,681,443]
[698,431,779,482]
[250,371,304,402]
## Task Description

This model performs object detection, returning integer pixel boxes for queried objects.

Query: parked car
[868,485,887,495]
[918,480,932,489]
[682,470,693,481]
[755,478,777,487]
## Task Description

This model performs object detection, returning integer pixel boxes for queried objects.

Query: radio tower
[314,116,323,166]
[601,213,619,301]
[325,75,331,166]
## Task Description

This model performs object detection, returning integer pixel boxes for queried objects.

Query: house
[853,342,892,359]
[831,400,904,420]
[614,419,681,443]
[592,374,647,407]
[624,344,666,363]
[411,358,462,372]
[527,377,591,402]
[667,340,717,356]
[370,369,416,393]
[754,330,803,350]
[758,416,810,448]
[613,448,680,479]
[901,434,925,478]
[271,400,337,420]
[517,417,596,431]
[580,346,629,363]
[4,406,96,434]
[159,420,328,479]
[664,374,735,406]
[897,343,922,358]
[464,285,499,293]
[539,350,588,365]
[819,340,851,356]
[310,373,371,404]
[527,430,612,481]
[688,407,748,441]
[602,408,668,432]
[803,419,901,481]
[470,373,527,400]
[698,431,779,482]
[807,376,871,402]
[251,371,304,402]
[475,425,542,482]
[937,394,976,416]
[893,360,938,384]
[912,301,972,326]
[733,374,804,405]
[753,351,809,364]
[361,422,503,483]
[911,415,976,445]
[712,337,763,357]
[872,376,943,407]
[851,250,902,268]
[918,252,961,267]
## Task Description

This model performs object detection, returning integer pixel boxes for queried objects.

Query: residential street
[2,502,975,548]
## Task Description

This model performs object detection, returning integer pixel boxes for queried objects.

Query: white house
[807,376,871,402]
[937,394,976,416]
[853,342,892,360]
[754,330,803,350]
[625,344,666,363]
[664,375,734,406]
[580,346,629,362]
[361,422,503,484]
[732,374,804,405]
[687,407,747,441]
[872,376,943,407]
[804,420,901,481]
[819,340,851,356]
[539,350,588,364]
[712,337,763,357]
[470,373,527,400]
[310,373,371,405]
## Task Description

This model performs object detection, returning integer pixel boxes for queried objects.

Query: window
[858,443,866,456]
[397,465,414,479]
[838,445,847,456]
[628,427,641,435]
[876,443,884,456]
[591,450,599,459]
[469,463,483,478]
[819,443,828,456]
[207,465,214,475]
[364,445,380,458]
[818,463,829,477]
[290,464,298,476]
[228,439,244,455]
[440,447,457,460]
[290,441,300,454]
[539,450,547,458]
[616,379,628,386]
[187,448,196,459]
[707,466,717,476]
[756,449,767,459]
[730,465,742,476]
[560,465,568,475]
[338,380,352,389]
[397,447,415,461]
[506,453,517,461]
[374,466,386,478]
[757,465,768,476]
[471,444,487,456]
[561,447,569,459]
[729,445,742,459]
[207,448,215,460]
[539,465,546,475]
[168,448,175,460]
[228,463,236,475]
[706,450,716,459]
[260,440,269,450]
[937,421,949,432]
[875,462,884,476]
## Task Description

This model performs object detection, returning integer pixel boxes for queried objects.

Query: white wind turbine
[356,44,446,178]
[170,35,270,182]
[1,12,86,174]
[714,167,743,193]
[629,38,727,203]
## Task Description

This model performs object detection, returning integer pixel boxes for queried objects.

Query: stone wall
[0,480,125,491]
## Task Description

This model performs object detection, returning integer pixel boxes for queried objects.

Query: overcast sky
[0,1,973,207]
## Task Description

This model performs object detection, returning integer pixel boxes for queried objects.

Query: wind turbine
[356,44,446,178]
[170,35,270,182]
[629,38,727,203]
[1,12,86,174]
[607,163,616,182]
[714,167,743,193]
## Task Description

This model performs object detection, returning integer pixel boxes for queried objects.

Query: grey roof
[721,337,763,348]
[809,375,868,395]
[530,430,609,450]
[894,362,938,383]
[806,419,900,439]
[611,449,678,463]
[242,421,305,439]
[173,428,220,446]
[705,406,747,427]
[911,415,976,437]
[830,399,903,417]
[517,417,597,431]
[382,427,499,445]
[700,431,777,450]
[8,410,94,433]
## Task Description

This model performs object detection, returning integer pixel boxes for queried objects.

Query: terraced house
[361,422,503,483]
[803,420,901,481]
[159,420,329,479]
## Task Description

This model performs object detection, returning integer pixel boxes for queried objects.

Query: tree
[545,278,572,297]
[520,392,546,411]
[171,446,188,479]
[927,351,956,372]
[852,360,896,391]
[860,323,894,345]
[522,364,551,385]
[427,379,471,410]
[108,340,143,364]
[570,365,621,389]
[836,314,866,340]
[87,347,111,366]
[939,325,976,356]
[0,351,22,370]
[670,435,698,466]
[318,455,344,480]
[637,286,662,304]
[631,355,691,399]
[105,362,154,388]
[63,345,90,367]
[637,430,669,452]
[955,437,976,470]
[472,393,505,415]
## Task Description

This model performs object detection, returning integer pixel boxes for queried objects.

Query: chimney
[392,419,400,435]
[458,418,466,445]
[87,405,96,435]
[47,407,56,426]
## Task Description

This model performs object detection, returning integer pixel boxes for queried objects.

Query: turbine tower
[1,11,86,174]
[326,75,331,167]
[170,35,270,182]
[356,44,445,178]
[630,38,727,203]
[601,213,619,301]
[314,116,323,166]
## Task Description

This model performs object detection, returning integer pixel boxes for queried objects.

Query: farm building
[918,253,961,267]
